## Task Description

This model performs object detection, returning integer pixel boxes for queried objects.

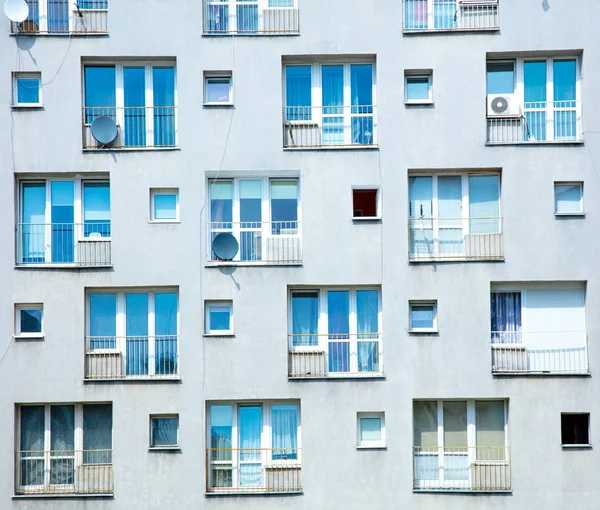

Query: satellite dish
[212,233,239,261]
[4,0,29,23]
[90,116,118,145]
[491,96,509,114]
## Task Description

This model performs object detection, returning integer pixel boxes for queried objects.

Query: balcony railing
[16,450,113,495]
[403,0,499,32]
[283,106,377,148]
[491,330,588,375]
[288,333,383,378]
[82,106,177,149]
[85,336,179,380]
[487,101,583,144]
[413,446,510,492]
[16,223,111,267]
[202,0,299,35]
[11,1,108,34]
[206,448,302,493]
[408,217,503,261]
[207,221,302,265]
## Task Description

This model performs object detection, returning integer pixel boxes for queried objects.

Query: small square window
[409,301,437,332]
[357,412,385,448]
[13,73,42,107]
[554,182,583,215]
[204,72,233,105]
[405,71,432,104]
[15,304,43,338]
[150,189,179,222]
[150,415,179,448]
[561,413,590,447]
[205,301,233,335]
[352,188,380,219]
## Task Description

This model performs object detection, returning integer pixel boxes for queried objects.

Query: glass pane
[209,305,231,331]
[438,176,462,221]
[89,294,116,348]
[51,181,74,263]
[413,401,437,447]
[409,177,433,218]
[239,406,262,459]
[271,181,298,226]
[51,405,75,453]
[210,405,232,449]
[272,404,298,459]
[240,180,262,223]
[206,79,231,103]
[269,0,294,5]
[84,66,116,107]
[20,309,42,333]
[47,0,69,32]
[17,78,40,104]
[490,292,522,344]
[83,182,111,237]
[285,65,312,121]
[291,291,318,346]
[322,65,344,113]
[469,175,500,234]
[443,401,467,448]
[553,60,576,102]
[351,64,373,109]
[153,67,176,146]
[154,194,177,220]
[524,60,547,103]
[476,401,505,449]
[357,290,378,336]
[83,404,112,464]
[433,0,455,29]
[124,67,146,147]
[20,406,45,487]
[360,417,382,442]
[155,293,178,375]
[328,291,349,336]
[555,184,582,213]
[151,417,178,446]
[405,0,428,29]
[210,181,233,223]
[486,62,515,95]
[126,293,149,376]
[406,77,430,101]
[411,305,434,329]
[21,183,46,263]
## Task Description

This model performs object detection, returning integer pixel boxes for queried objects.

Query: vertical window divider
[313,63,322,125]
[44,406,51,488]
[115,64,125,143]
[232,180,241,261]
[74,406,84,468]
[343,64,351,145]
[466,401,476,476]
[436,401,444,485]
[116,293,126,359]
[461,175,469,236]
[145,65,155,148]
[231,404,239,488]
[318,290,326,353]
[349,289,358,374]
[546,59,555,142]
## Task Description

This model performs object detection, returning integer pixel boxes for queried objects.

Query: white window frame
[149,414,180,449]
[283,60,378,146]
[85,289,179,376]
[206,400,302,491]
[554,181,583,216]
[404,71,433,104]
[357,412,386,448]
[351,186,381,220]
[82,61,178,148]
[204,301,234,335]
[409,300,438,333]
[15,303,44,339]
[150,188,180,223]
[203,72,233,106]
[12,72,42,107]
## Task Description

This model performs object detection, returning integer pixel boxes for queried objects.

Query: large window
[289,287,382,375]
[409,173,500,259]
[17,403,112,494]
[208,177,300,263]
[86,290,178,378]
[18,179,110,265]
[284,61,376,146]
[207,401,301,492]
[83,62,176,148]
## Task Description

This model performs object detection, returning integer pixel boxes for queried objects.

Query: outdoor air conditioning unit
[487,94,521,117]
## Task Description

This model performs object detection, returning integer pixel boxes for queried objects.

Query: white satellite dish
[4,0,29,23]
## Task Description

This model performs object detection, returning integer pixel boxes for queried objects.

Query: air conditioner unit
[487,94,521,117]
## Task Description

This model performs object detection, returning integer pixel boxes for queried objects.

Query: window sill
[555,212,585,217]
[486,140,584,146]
[205,261,302,267]
[356,445,387,450]
[413,489,512,494]
[405,100,433,106]
[15,263,113,269]
[149,446,181,452]
[206,490,303,496]
[14,333,44,341]
[13,493,114,499]
[408,329,439,335]
[203,333,235,338]
[82,147,180,153]
[352,216,381,222]
[11,104,44,109]
[10,32,109,37]
[403,27,500,34]
[283,145,379,151]
[203,102,234,107]
[561,444,592,449]
[148,220,181,224]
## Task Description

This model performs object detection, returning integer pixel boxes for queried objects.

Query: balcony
[288,333,383,378]
[413,446,511,492]
[82,107,177,149]
[202,0,299,35]
[408,217,503,262]
[403,0,499,33]
[487,101,583,144]
[11,1,108,35]
[207,221,302,265]
[16,223,111,267]
[84,336,180,380]
[283,106,377,149]
[491,331,589,375]
[206,448,302,494]
[16,450,113,495]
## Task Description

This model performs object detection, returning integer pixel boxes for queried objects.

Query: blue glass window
[406,76,431,101]
[285,66,312,121]
[89,293,117,348]
[207,303,232,333]
[84,66,116,124]
[20,308,42,334]
[16,75,40,105]
[153,67,176,146]
[151,416,178,447]
[155,292,178,375]
[486,62,515,95]
[153,193,177,221]
[83,182,110,237]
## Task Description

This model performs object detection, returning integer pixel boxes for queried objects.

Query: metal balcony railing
[202,0,299,35]
[288,333,383,378]
[491,330,589,375]
[16,450,113,495]
[403,0,499,32]
[283,106,377,148]
[16,223,111,267]
[413,446,511,491]
[408,217,503,261]
[207,221,302,264]
[487,101,583,144]
[85,336,179,380]
[11,1,108,34]
[82,106,177,149]
[206,448,302,493]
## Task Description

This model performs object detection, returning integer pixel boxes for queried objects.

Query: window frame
[203,72,233,106]
[561,412,591,448]
[15,303,44,339]
[351,186,381,220]
[404,71,433,105]
[554,181,583,216]
[12,72,43,107]
[150,188,180,223]
[204,301,234,335]
[149,414,180,449]
[409,300,438,333]
[357,412,386,449]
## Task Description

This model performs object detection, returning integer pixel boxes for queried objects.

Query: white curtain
[272,405,298,459]
[491,292,522,344]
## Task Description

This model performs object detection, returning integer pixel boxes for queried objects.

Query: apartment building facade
[1,0,599,508]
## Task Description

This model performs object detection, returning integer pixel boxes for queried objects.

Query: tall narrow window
[291,291,318,346]
[83,182,111,237]
[285,66,311,121]
[490,292,522,344]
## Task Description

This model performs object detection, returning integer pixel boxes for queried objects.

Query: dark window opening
[561,413,590,445]
[353,189,378,218]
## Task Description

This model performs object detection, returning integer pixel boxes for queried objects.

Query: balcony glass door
[21,183,46,263]
[437,176,463,256]
[238,406,262,488]
[327,291,350,373]
[322,65,344,145]
[553,60,577,140]
[49,405,75,488]
[155,292,178,375]
[126,293,149,375]
[50,182,74,263]
[19,406,45,490]
[350,64,373,144]
[210,181,234,260]
[357,290,379,372]
[409,176,433,257]
[152,67,176,146]
[240,180,262,261]
[123,67,146,147]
